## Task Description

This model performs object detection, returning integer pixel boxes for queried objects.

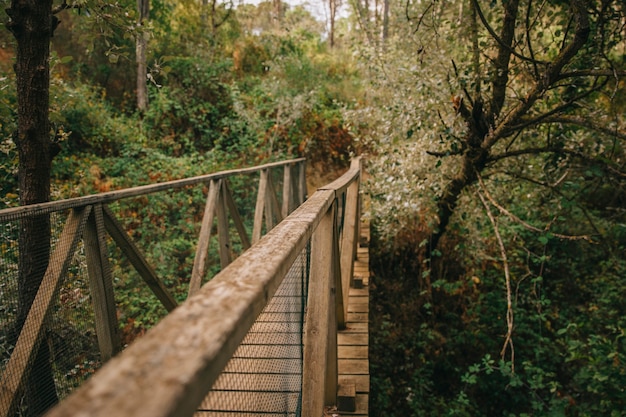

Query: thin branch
[525,115,626,141]
[472,0,548,66]
[524,0,540,78]
[476,187,514,371]
[558,68,626,80]
[476,173,593,241]
[482,0,591,148]
[502,78,608,135]
[426,148,464,157]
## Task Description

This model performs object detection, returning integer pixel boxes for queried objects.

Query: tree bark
[136,0,149,112]
[6,0,58,414]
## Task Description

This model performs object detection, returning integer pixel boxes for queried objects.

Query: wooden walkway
[195,221,370,417]
[336,219,370,417]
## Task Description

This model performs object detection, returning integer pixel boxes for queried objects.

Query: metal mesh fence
[197,247,309,417]
[0,162,302,417]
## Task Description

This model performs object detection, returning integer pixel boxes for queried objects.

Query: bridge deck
[337,219,370,416]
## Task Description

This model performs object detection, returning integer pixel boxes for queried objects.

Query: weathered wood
[222,180,251,251]
[297,160,307,205]
[0,158,306,221]
[40,159,365,417]
[84,204,121,361]
[189,179,220,297]
[338,346,368,359]
[341,178,359,291]
[338,333,368,346]
[265,169,283,230]
[252,170,269,244]
[302,202,338,417]
[0,207,91,417]
[338,359,369,375]
[216,182,231,269]
[44,188,337,417]
[337,382,356,412]
[101,205,177,311]
[282,164,293,218]
[338,375,369,393]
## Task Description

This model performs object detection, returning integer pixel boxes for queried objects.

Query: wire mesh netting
[0,162,304,417]
[197,248,309,417]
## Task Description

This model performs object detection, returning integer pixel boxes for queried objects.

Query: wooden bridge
[0,158,369,417]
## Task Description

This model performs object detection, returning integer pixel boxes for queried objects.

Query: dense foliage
[350,0,626,415]
[1,0,625,415]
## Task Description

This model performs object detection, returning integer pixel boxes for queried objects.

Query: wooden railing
[0,158,307,417]
[41,157,363,417]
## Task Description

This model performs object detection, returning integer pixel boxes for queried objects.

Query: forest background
[1,0,625,416]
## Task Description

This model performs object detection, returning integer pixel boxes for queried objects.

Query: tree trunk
[329,0,337,48]
[429,145,487,253]
[136,0,149,112]
[381,0,389,45]
[6,0,58,414]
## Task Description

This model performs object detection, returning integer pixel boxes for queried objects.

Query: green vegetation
[1,0,625,415]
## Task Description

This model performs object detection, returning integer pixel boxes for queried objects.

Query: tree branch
[482,0,590,149]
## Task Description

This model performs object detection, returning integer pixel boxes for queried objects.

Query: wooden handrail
[42,157,363,417]
[0,158,306,221]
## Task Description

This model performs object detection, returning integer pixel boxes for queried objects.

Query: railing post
[216,183,232,269]
[302,198,339,416]
[297,160,307,206]
[282,164,293,218]
[189,179,221,297]
[253,169,283,244]
[338,161,361,328]
[84,204,121,361]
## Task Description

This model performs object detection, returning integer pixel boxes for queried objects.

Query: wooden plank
[0,207,91,417]
[338,333,368,346]
[338,346,368,359]
[84,204,121,361]
[346,312,368,323]
[216,182,232,269]
[340,179,359,316]
[338,375,369,393]
[252,169,268,244]
[102,205,177,311]
[348,302,369,314]
[338,359,369,375]
[282,164,293,218]
[189,179,220,297]
[343,322,368,332]
[349,288,369,297]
